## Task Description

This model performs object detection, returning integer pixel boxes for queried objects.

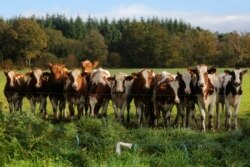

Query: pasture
[1,68,250,167]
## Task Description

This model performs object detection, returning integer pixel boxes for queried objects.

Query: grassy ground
[1,68,250,167]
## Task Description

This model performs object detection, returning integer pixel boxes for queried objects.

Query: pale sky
[1,0,250,33]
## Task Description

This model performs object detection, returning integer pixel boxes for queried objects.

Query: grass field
[0,68,250,167]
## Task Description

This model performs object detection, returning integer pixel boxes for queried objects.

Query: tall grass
[0,68,250,166]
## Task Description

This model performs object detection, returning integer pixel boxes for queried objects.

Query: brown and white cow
[222,68,248,131]
[107,72,134,123]
[152,72,180,127]
[65,69,88,120]
[26,68,50,118]
[190,64,221,132]
[88,68,111,118]
[81,60,99,116]
[173,71,198,128]
[4,70,27,113]
[128,69,155,126]
[48,63,69,121]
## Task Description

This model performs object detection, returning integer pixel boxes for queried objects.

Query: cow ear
[4,69,9,76]
[131,72,138,78]
[106,77,114,81]
[25,71,32,77]
[224,70,231,75]
[125,76,134,81]
[49,63,53,68]
[81,60,90,68]
[93,61,99,68]
[208,68,216,74]
[187,67,197,74]
[177,71,182,77]
[241,69,248,75]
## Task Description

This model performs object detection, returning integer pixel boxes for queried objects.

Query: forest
[0,14,250,69]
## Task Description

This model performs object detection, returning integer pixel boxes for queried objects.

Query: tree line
[0,14,250,69]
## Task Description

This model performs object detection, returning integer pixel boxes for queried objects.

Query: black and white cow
[223,68,248,131]
[174,71,198,128]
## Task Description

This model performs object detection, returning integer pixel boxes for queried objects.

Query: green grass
[1,68,250,167]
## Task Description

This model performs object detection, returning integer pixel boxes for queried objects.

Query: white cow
[107,72,134,122]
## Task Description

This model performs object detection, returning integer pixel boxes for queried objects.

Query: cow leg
[50,97,59,121]
[208,103,214,131]
[173,104,181,127]
[179,104,186,128]
[30,98,36,113]
[77,105,84,120]
[68,102,75,121]
[40,98,47,119]
[153,102,160,127]
[8,101,14,114]
[119,102,127,123]
[233,104,240,130]
[216,102,220,129]
[84,96,89,117]
[100,99,109,119]
[89,96,97,117]
[14,100,21,113]
[225,100,231,131]
[136,104,142,126]
[126,98,132,123]
[197,101,206,132]
[59,100,66,120]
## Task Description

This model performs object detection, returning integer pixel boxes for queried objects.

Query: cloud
[21,4,250,33]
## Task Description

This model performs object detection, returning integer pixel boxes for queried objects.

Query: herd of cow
[3,60,248,132]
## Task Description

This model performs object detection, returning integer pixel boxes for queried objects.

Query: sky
[1,0,250,33]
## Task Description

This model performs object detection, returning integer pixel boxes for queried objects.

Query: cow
[4,70,27,113]
[173,71,198,128]
[190,64,221,132]
[128,69,155,126]
[222,68,248,131]
[81,60,99,116]
[65,69,88,120]
[152,72,180,127]
[88,68,111,118]
[25,68,50,118]
[107,72,134,123]
[48,63,69,121]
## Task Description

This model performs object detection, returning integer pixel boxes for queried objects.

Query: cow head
[224,68,248,87]
[49,63,68,80]
[133,69,155,89]
[188,64,216,93]
[68,69,86,91]
[4,70,16,87]
[107,72,134,96]
[81,60,99,74]
[27,68,45,88]
[177,71,192,95]
[158,76,180,104]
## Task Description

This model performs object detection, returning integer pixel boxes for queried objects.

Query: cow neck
[197,73,214,99]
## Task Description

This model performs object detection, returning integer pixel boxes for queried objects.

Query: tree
[12,18,48,67]
[83,29,108,65]
[120,22,169,67]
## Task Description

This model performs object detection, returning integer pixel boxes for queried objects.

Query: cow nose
[35,83,41,88]
[185,88,191,94]
[199,83,204,87]
[234,81,241,86]
[175,98,180,104]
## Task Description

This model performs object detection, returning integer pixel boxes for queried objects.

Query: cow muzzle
[175,97,180,104]
[185,88,191,94]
